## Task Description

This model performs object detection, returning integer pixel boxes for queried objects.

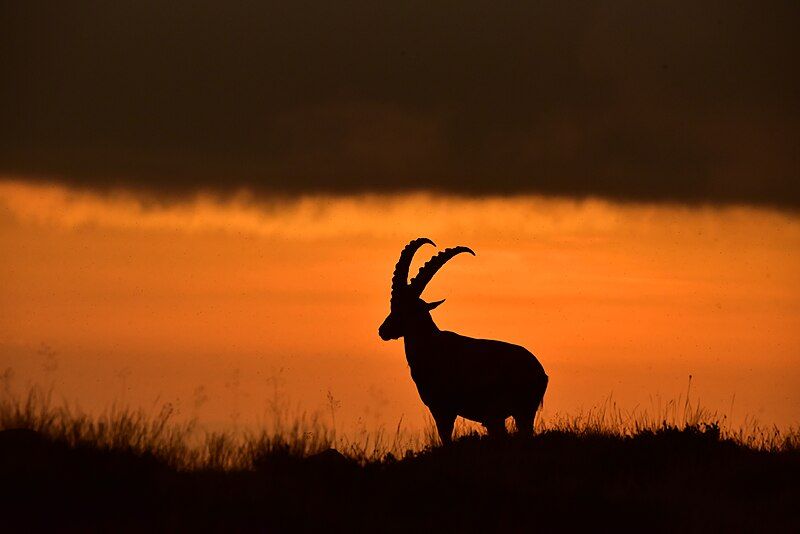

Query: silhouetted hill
[2,424,799,532]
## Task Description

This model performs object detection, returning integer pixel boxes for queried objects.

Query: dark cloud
[1,1,798,207]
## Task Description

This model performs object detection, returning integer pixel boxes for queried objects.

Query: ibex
[379,238,548,444]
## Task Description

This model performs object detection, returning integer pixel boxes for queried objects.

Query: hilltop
[1,388,798,532]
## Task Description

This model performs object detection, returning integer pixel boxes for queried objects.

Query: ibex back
[379,238,548,444]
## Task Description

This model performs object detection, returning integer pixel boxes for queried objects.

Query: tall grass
[536,378,800,452]
[1,382,797,471]
[0,385,422,469]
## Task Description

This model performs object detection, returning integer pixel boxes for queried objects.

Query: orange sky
[1,179,798,432]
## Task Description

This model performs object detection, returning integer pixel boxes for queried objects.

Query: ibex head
[378,238,475,340]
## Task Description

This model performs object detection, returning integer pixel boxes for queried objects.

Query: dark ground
[1,425,798,533]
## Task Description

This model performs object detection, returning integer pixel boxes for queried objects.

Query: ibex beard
[379,238,548,445]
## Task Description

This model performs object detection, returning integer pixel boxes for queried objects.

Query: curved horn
[391,238,436,301]
[409,246,475,297]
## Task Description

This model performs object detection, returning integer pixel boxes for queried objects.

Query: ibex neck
[403,319,440,358]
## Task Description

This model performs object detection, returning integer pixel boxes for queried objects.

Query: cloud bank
[1,1,798,207]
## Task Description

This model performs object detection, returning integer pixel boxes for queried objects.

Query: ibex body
[379,238,548,444]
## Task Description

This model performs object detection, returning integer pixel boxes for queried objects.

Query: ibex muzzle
[378,238,548,444]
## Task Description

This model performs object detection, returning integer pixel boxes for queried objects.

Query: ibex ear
[426,299,445,310]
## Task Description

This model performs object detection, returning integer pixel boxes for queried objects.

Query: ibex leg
[483,418,507,438]
[513,413,534,437]
[432,412,456,446]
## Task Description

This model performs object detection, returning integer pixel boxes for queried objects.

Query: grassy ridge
[2,387,799,532]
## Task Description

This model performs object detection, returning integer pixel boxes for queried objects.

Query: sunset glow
[2,179,798,432]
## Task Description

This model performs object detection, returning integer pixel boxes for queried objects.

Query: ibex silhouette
[379,238,548,444]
